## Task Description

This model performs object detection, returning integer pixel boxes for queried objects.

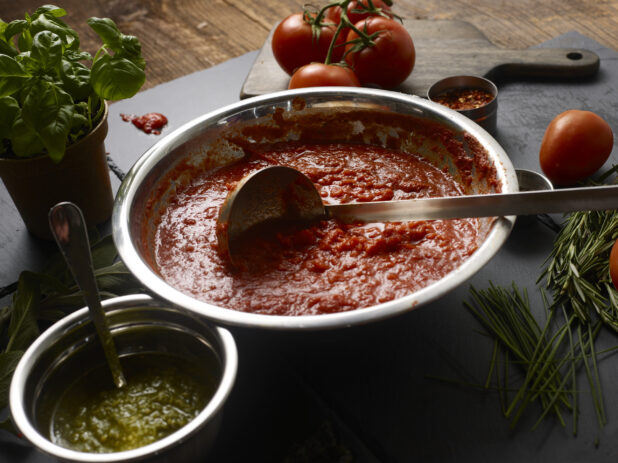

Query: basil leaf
[7,272,40,352]
[31,30,63,71]
[60,59,91,100]
[0,351,23,410]
[87,17,123,52]
[33,5,67,18]
[4,19,28,44]
[17,28,33,52]
[0,55,30,97]
[0,96,19,140]
[30,14,79,50]
[22,80,74,162]
[90,54,145,100]
[64,49,91,62]
[120,34,145,69]
[0,20,17,57]
[10,114,45,157]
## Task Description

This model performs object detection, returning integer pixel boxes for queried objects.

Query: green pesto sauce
[50,352,219,453]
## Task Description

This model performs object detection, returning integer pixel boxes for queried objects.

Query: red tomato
[610,239,618,290]
[344,17,415,89]
[325,0,393,26]
[288,63,361,89]
[271,13,346,75]
[539,110,614,186]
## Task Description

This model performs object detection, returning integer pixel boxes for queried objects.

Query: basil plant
[0,5,145,162]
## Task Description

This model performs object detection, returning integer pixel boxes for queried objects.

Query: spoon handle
[327,184,618,222]
[49,202,126,388]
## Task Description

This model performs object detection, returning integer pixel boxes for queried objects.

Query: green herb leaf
[60,59,91,101]
[33,5,67,18]
[90,54,145,100]
[30,13,78,50]
[64,49,91,62]
[0,96,19,141]
[7,272,40,352]
[21,79,74,162]
[0,351,23,410]
[31,30,63,71]
[87,17,124,52]
[10,114,45,157]
[4,19,28,45]
[0,55,30,97]
[17,28,33,52]
[0,20,17,57]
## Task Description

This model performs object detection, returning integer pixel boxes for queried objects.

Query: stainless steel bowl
[112,87,517,330]
[9,294,238,462]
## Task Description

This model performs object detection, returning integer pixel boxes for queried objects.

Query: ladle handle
[49,202,126,388]
[326,184,618,222]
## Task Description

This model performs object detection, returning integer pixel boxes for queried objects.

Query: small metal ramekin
[9,294,238,463]
[427,75,498,135]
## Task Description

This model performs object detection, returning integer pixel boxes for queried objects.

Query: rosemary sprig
[540,165,618,331]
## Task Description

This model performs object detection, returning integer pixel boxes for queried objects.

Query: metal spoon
[217,165,618,261]
[49,202,126,388]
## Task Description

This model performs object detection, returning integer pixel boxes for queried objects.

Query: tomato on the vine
[539,110,614,186]
[344,16,415,89]
[288,63,360,89]
[271,13,346,76]
[325,0,393,26]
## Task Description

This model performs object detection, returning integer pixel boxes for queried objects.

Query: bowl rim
[9,294,238,462]
[112,87,517,330]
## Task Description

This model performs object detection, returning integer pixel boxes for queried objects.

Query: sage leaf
[0,351,23,410]
[7,272,40,352]
[90,54,145,100]
[31,31,63,71]
[0,55,30,97]
[90,234,120,268]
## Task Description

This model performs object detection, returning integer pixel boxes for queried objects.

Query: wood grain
[1,0,616,90]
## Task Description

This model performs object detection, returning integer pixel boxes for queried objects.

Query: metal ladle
[217,166,618,261]
[49,202,126,388]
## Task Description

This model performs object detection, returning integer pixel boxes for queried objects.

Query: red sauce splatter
[121,112,168,135]
[146,143,481,316]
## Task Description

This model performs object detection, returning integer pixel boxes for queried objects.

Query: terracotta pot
[0,104,113,240]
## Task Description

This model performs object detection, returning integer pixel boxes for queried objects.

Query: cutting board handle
[488,48,599,80]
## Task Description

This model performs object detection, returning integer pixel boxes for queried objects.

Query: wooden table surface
[2,0,617,91]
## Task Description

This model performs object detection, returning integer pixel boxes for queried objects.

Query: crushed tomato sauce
[148,143,481,316]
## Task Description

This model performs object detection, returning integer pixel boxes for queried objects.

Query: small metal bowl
[9,294,238,463]
[428,75,498,135]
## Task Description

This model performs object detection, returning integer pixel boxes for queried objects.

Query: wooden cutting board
[240,19,599,99]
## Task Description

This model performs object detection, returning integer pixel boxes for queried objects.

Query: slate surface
[1,31,617,463]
